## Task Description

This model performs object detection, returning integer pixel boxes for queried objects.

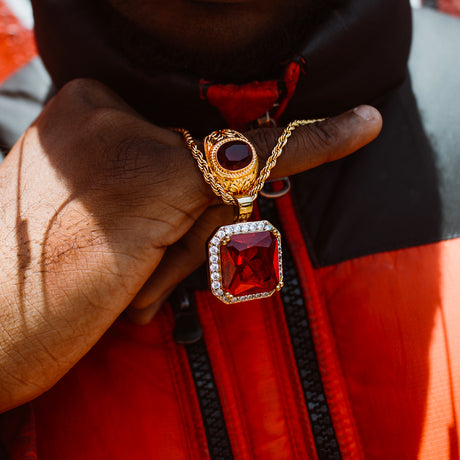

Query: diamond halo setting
[207,220,284,304]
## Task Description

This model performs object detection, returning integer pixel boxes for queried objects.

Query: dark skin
[0,0,382,412]
[101,0,342,83]
[108,0,306,55]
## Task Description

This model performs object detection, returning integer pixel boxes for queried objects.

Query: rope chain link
[172,128,235,204]
[174,118,325,205]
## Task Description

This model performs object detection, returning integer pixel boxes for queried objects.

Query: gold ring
[203,129,258,197]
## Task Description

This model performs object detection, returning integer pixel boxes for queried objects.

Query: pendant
[202,128,284,304]
[207,220,283,304]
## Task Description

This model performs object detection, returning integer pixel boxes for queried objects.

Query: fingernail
[353,105,376,121]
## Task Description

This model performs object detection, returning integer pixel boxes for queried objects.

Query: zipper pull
[171,287,203,345]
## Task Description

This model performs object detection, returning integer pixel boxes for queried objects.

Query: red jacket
[1,0,460,458]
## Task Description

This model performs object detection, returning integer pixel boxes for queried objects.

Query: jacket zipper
[259,195,342,460]
[171,194,341,459]
[172,288,234,459]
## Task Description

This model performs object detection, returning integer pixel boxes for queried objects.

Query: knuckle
[59,78,100,102]
[57,78,116,109]
[36,80,119,134]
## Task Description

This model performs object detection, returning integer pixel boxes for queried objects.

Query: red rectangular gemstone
[220,231,279,297]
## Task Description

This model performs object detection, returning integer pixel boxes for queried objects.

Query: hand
[0,78,381,412]
[0,79,215,411]
[126,106,382,323]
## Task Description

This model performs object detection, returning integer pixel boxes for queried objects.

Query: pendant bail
[234,196,254,222]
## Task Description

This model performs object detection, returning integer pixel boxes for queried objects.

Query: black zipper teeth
[185,339,234,460]
[172,287,234,460]
[259,197,342,460]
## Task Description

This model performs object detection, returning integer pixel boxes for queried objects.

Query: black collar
[32,0,411,133]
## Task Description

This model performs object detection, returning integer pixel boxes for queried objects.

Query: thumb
[245,105,382,179]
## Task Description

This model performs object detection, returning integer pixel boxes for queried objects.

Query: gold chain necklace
[175,119,323,304]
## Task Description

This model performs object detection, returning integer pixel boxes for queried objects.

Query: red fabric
[272,60,303,122]
[0,405,36,460]
[33,293,322,459]
[276,191,363,459]
[0,0,37,84]
[205,79,279,131]
[33,308,210,459]
[29,187,460,460]
[438,0,460,17]
[31,237,460,459]
[194,290,318,460]
[316,239,460,459]
[203,61,301,130]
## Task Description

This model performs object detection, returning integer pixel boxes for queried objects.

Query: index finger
[244,105,382,179]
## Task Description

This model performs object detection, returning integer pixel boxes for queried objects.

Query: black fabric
[281,1,412,120]
[31,0,411,136]
[291,76,445,267]
[0,442,7,460]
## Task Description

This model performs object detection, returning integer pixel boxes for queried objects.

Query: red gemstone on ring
[217,140,253,171]
[220,231,279,297]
